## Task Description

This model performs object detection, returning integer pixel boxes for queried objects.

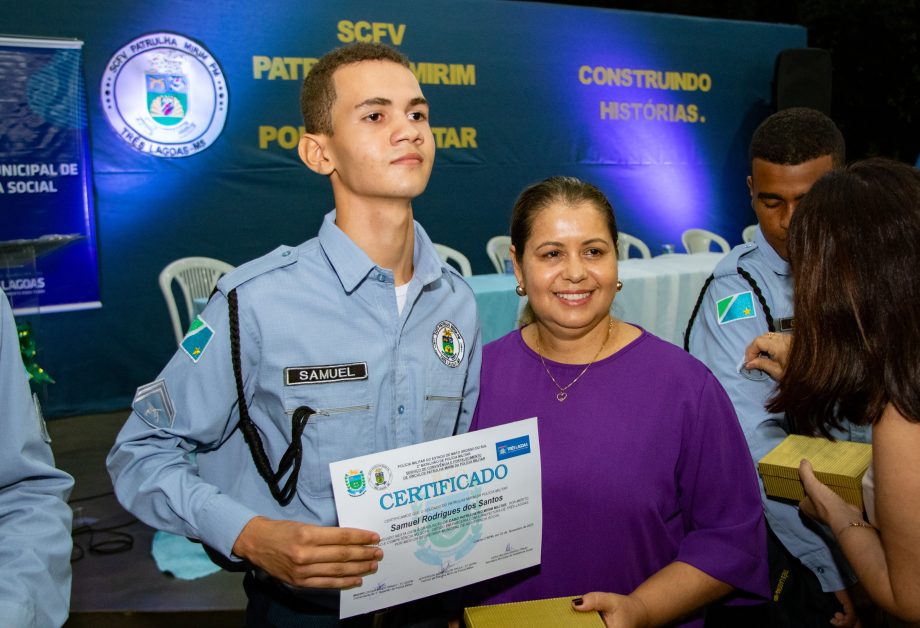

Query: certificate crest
[370,464,392,490]
[344,469,367,497]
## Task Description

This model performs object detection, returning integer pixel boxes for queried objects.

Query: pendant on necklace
[556,391,567,402]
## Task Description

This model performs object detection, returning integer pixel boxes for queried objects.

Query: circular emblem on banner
[432,320,465,368]
[101,32,228,158]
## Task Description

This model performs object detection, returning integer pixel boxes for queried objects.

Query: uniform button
[817,567,825,574]
[398,405,405,414]
[377,273,386,282]
[282,250,291,257]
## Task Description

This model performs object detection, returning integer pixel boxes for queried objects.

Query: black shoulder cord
[736,267,776,334]
[683,267,776,351]
[227,288,313,507]
[683,274,715,351]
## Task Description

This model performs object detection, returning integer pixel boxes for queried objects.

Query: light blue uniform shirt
[108,211,481,562]
[0,289,74,628]
[687,226,868,592]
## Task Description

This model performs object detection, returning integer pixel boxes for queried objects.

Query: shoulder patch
[217,245,298,294]
[181,316,215,362]
[716,291,757,325]
[133,379,176,429]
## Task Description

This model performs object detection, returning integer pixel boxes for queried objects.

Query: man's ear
[299,133,335,176]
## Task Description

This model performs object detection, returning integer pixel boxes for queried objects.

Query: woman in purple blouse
[469,177,769,627]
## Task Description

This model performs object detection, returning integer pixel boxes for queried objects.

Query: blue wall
[0,0,805,416]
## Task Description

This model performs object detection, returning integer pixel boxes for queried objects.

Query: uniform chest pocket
[282,383,375,499]
[422,368,466,441]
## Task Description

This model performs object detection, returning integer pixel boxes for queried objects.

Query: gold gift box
[758,435,872,510]
[464,596,605,627]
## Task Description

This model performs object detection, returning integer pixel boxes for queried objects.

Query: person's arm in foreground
[574,562,731,628]
[800,404,920,622]
[0,293,74,627]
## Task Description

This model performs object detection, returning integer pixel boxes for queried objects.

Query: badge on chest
[284,362,368,386]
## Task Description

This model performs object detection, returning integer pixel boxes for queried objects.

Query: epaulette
[216,245,299,295]
[442,261,463,278]
[712,240,758,279]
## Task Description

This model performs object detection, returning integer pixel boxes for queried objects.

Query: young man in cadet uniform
[686,108,868,627]
[0,287,74,628]
[107,43,481,627]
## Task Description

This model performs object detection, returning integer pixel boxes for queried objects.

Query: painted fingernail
[572,597,583,606]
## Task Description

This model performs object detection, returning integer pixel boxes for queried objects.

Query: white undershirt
[395,282,409,315]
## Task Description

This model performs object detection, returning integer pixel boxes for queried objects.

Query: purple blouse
[469,329,769,625]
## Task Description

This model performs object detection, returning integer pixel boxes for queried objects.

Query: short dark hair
[510,176,619,262]
[749,107,845,168]
[300,43,410,135]
[769,158,920,435]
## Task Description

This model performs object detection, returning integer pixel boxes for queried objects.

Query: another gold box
[464,596,605,627]
[758,435,872,510]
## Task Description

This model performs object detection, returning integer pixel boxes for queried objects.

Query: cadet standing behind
[685,108,865,626]
[0,287,74,628]
[107,43,481,626]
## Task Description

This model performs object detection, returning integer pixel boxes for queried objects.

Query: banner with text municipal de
[0,36,100,314]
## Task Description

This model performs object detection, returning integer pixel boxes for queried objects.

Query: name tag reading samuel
[285,362,368,385]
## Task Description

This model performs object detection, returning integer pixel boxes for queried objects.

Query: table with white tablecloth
[466,252,725,346]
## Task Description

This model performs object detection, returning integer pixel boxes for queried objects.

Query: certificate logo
[101,32,228,158]
[432,320,465,368]
[344,469,367,497]
[370,464,392,490]
[414,492,482,567]
[496,435,531,461]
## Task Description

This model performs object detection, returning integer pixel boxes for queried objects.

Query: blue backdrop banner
[0,36,100,315]
[0,1,804,416]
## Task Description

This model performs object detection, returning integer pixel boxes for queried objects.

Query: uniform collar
[753,225,790,277]
[318,209,447,293]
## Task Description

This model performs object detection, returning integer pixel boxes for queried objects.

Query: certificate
[330,417,542,618]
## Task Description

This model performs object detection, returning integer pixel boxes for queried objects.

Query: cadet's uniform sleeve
[454,317,481,435]
[688,273,854,592]
[106,290,259,559]
[0,293,74,628]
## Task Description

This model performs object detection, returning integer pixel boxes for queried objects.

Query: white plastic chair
[681,228,731,254]
[617,232,652,260]
[486,235,512,274]
[433,244,473,277]
[159,256,234,345]
[742,224,758,243]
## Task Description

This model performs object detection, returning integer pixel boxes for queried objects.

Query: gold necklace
[534,318,613,402]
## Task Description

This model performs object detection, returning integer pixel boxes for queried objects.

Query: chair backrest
[159,256,234,345]
[742,224,758,243]
[617,232,652,260]
[433,244,473,277]
[681,228,731,254]
[486,235,512,274]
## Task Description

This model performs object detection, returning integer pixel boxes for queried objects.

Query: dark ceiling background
[519,0,920,163]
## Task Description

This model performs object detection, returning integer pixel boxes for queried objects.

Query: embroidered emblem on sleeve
[133,379,176,429]
[432,320,465,368]
[181,316,215,363]
[716,291,757,325]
